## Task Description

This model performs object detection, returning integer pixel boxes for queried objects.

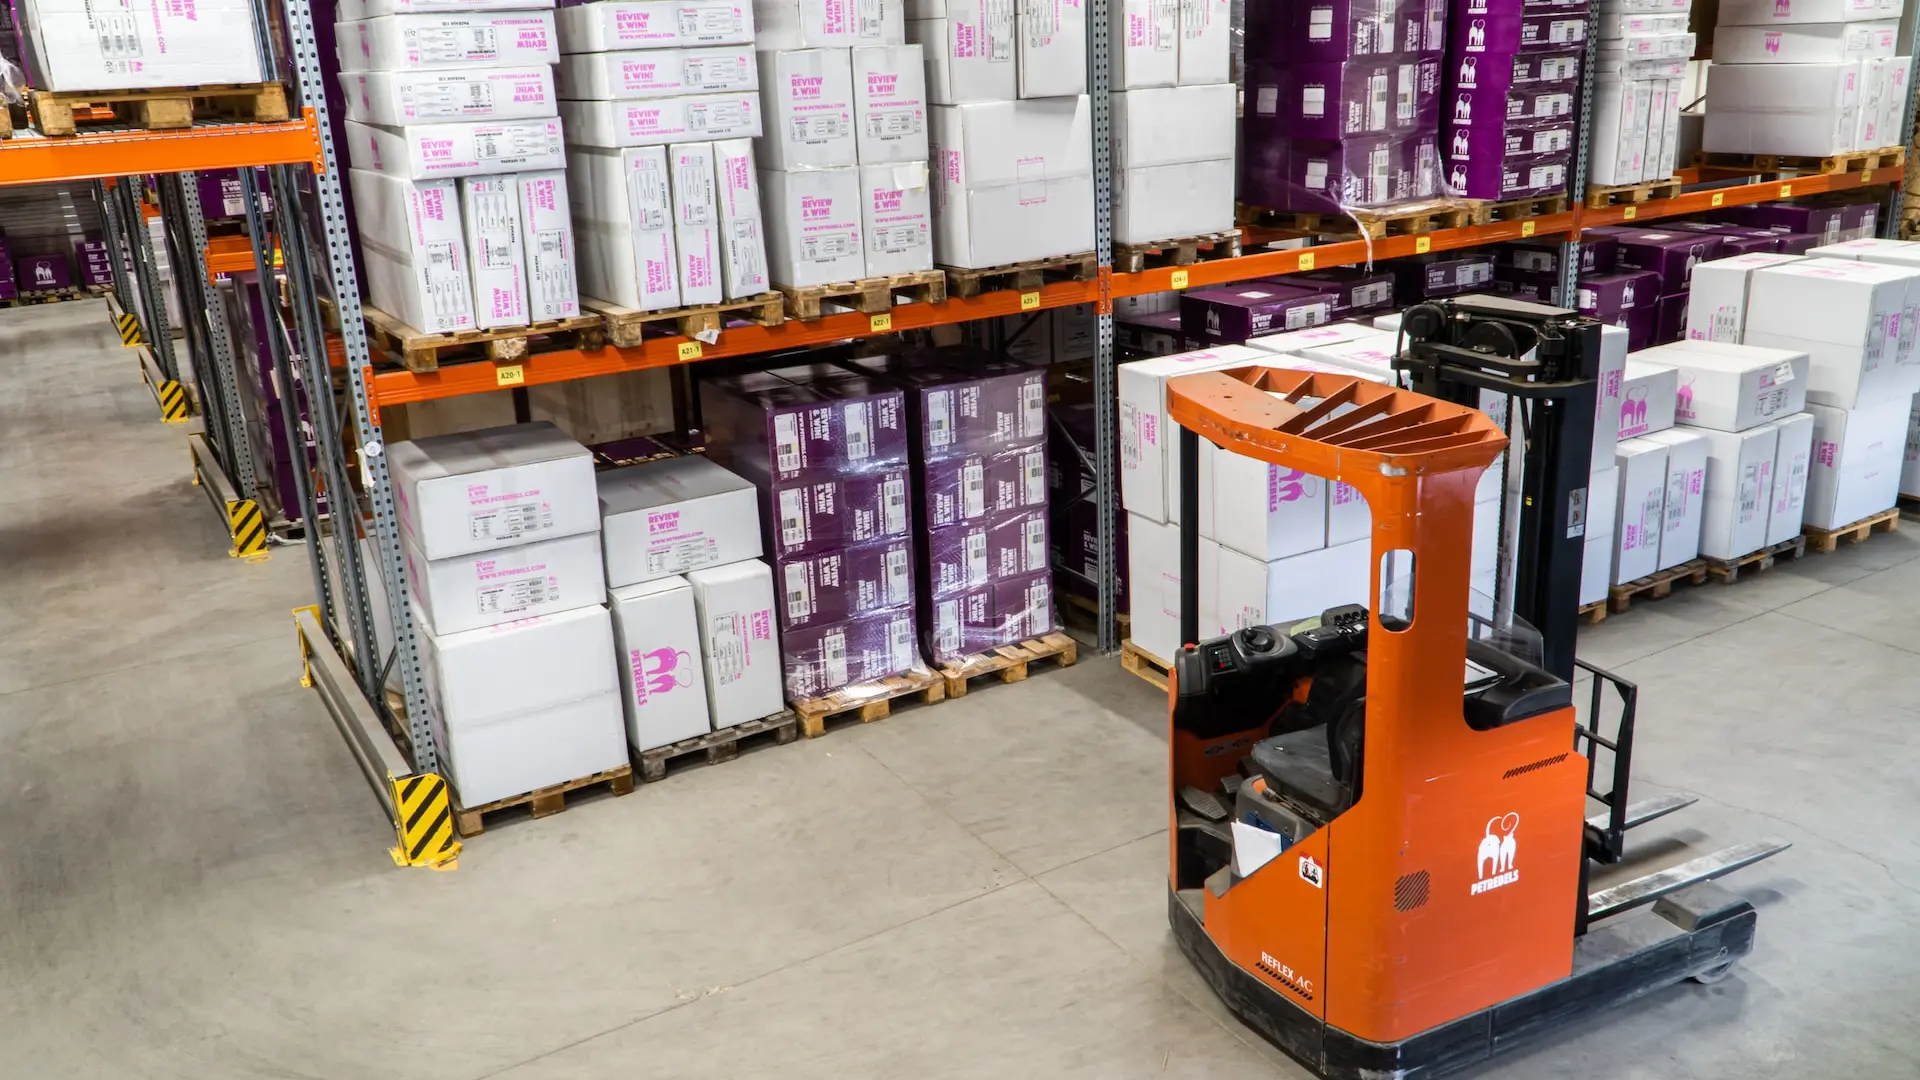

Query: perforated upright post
[1089,0,1120,653]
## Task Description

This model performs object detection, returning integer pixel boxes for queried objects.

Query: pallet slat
[1237,199,1474,240]
[939,631,1078,697]
[637,710,799,781]
[1584,178,1684,210]
[1696,146,1906,177]
[1112,230,1243,274]
[452,764,634,837]
[1578,601,1607,626]
[1466,194,1571,224]
[30,82,288,137]
[1607,559,1709,614]
[777,269,946,320]
[791,667,946,738]
[1704,535,1808,584]
[361,304,604,372]
[1804,507,1900,554]
[943,252,1099,299]
[583,293,785,346]
[1119,640,1170,692]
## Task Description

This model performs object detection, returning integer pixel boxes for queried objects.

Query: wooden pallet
[791,667,946,739]
[939,631,1079,698]
[1236,199,1474,240]
[1467,194,1571,224]
[1112,230,1244,274]
[943,252,1100,299]
[9,287,84,306]
[1577,601,1608,626]
[1584,177,1685,210]
[777,269,947,320]
[1607,559,1709,614]
[1704,535,1808,584]
[581,292,784,347]
[1804,507,1900,554]
[637,710,799,781]
[1695,146,1906,177]
[1119,639,1170,692]
[31,82,288,137]
[1060,592,1130,637]
[361,305,605,372]
[452,764,635,837]
[1899,493,1920,515]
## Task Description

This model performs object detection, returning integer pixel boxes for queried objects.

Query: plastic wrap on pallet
[1047,400,1125,611]
[1238,134,1444,214]
[927,570,1058,668]
[782,606,923,700]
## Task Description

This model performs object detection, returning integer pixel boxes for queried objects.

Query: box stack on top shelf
[1108,0,1235,246]
[556,0,764,314]
[1239,0,1446,218]
[917,0,1094,268]
[1441,0,1586,201]
[1587,0,1690,191]
[1702,0,1906,159]
[14,0,265,93]
[338,0,575,334]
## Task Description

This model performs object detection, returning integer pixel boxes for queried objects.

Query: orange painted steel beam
[369,277,1101,407]
[1577,163,1903,230]
[0,109,324,187]
[204,234,281,280]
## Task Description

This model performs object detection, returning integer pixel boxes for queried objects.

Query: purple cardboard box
[1053,495,1125,609]
[924,570,1056,664]
[1448,47,1580,101]
[775,536,914,631]
[702,377,908,485]
[1502,235,1615,274]
[79,259,112,287]
[15,254,70,292]
[1713,204,1846,247]
[844,349,1048,463]
[1244,59,1441,141]
[1574,269,1662,318]
[1391,252,1496,299]
[921,443,1048,528]
[1292,266,1397,315]
[1609,229,1727,293]
[1244,0,1443,63]
[1181,283,1336,344]
[1450,7,1586,54]
[0,279,16,302]
[766,363,914,466]
[196,168,272,220]
[923,510,1049,598]
[1655,293,1689,345]
[1445,133,1570,197]
[765,465,913,558]
[1116,310,1187,357]
[782,607,919,699]
[1774,232,1821,255]
[1493,264,1563,304]
[1838,202,1879,240]
[1239,133,1441,212]
[1445,83,1573,129]
[1668,221,1781,256]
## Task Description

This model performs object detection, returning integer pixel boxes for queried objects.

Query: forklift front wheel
[1691,957,1738,985]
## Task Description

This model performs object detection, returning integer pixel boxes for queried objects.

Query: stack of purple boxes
[1441,0,1584,200]
[14,253,71,295]
[1240,0,1447,214]
[75,237,113,288]
[699,366,920,701]
[220,271,330,526]
[1392,249,1497,302]
[1047,400,1122,616]
[1493,233,1615,304]
[0,233,14,303]
[1708,202,1866,249]
[846,348,1055,667]
[196,168,273,221]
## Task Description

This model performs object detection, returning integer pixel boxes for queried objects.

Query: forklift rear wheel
[1691,960,1738,985]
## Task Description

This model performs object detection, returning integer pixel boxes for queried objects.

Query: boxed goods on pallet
[557,0,756,51]
[1442,32,1581,199]
[760,0,902,48]
[1612,435,1668,583]
[1392,252,1495,301]
[665,141,726,305]
[1684,253,1805,344]
[1616,358,1678,439]
[1678,424,1777,560]
[760,166,867,286]
[568,145,684,310]
[609,576,713,750]
[16,0,265,91]
[1742,258,1920,408]
[558,94,765,145]
[1641,427,1707,568]
[1765,412,1817,546]
[554,46,757,99]
[1181,283,1334,344]
[344,67,562,125]
[1111,84,1236,244]
[460,174,531,329]
[405,530,608,634]
[345,117,568,178]
[349,171,478,333]
[1117,344,1269,524]
[714,139,774,296]
[1582,465,1620,606]
[853,44,931,162]
[1715,202,1847,247]
[1576,267,1662,349]
[1018,0,1089,96]
[1804,398,1908,528]
[1632,341,1810,431]
[338,11,560,71]
[928,96,1094,267]
[756,48,858,169]
[14,254,69,293]
[597,455,764,587]
[388,421,601,558]
[686,559,788,724]
[1703,52,1912,158]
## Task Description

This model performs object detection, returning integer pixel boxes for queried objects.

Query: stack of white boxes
[340,0,579,333]
[1588,0,1691,186]
[916,0,1095,267]
[17,0,263,91]
[752,0,934,289]
[1702,0,1908,158]
[1109,0,1233,246]
[557,0,766,311]
[387,422,624,807]
[1608,357,1698,585]
[599,454,784,751]
[1579,325,1632,607]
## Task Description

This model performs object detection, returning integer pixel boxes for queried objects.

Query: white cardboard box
[1111,83,1235,169]
[1685,253,1804,344]
[1590,466,1622,540]
[1111,0,1179,89]
[1714,21,1897,64]
[568,145,682,310]
[1117,345,1268,523]
[1765,412,1817,545]
[670,142,726,306]
[1805,398,1909,528]
[339,0,556,17]
[388,421,600,558]
[1580,531,1612,607]
[1703,62,1862,156]
[1240,321,1378,357]
[757,49,860,170]
[760,166,867,287]
[1643,427,1710,567]
[1216,538,1378,633]
[687,560,786,727]
[338,12,558,71]
[1018,0,1088,98]
[599,455,763,586]
[459,175,529,329]
[516,171,580,321]
[909,13,1017,103]
[559,95,763,148]
[1744,257,1920,408]
[1210,449,1327,563]
[1613,436,1669,583]
[1683,423,1778,559]
[345,118,565,179]
[1902,401,1920,498]
[342,67,558,125]
[1594,324,1631,465]
[405,529,607,634]
[1617,358,1679,439]
[928,96,1094,268]
[714,139,772,298]
[1178,0,1229,84]
[1807,237,1920,269]
[20,0,263,91]
[1716,0,1891,23]
[1125,511,1177,658]
[860,161,935,275]
[419,603,626,807]
[556,0,755,51]
[555,45,756,99]
[854,45,931,162]
[1632,341,1810,431]
[349,169,477,333]
[1588,77,1651,185]
[755,0,906,48]
[1114,160,1234,245]
[609,576,714,749]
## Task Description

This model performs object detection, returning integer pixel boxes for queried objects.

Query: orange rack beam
[0,109,324,187]
[205,234,281,281]
[364,162,1904,409]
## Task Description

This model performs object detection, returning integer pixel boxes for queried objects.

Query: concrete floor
[3,299,1918,1079]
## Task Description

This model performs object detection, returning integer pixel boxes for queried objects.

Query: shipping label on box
[556,0,754,51]
[343,67,558,125]
[405,530,607,635]
[1018,0,1087,97]
[347,118,565,179]
[517,172,579,321]
[687,560,786,727]
[460,175,529,329]
[555,46,756,100]
[610,577,714,751]
[854,44,931,162]
[349,169,477,333]
[340,12,557,71]
[24,0,264,91]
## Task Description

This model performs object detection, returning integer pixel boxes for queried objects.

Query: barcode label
[1396,64,1415,122]
[845,403,872,462]
[888,615,913,670]
[962,462,986,519]
[1023,451,1045,505]
[928,391,955,448]
[784,561,812,620]
[1367,73,1389,130]
[98,12,143,58]
[1738,464,1760,521]
[885,546,909,604]
[709,612,745,684]
[1024,517,1046,569]
[823,629,848,688]
[779,487,806,548]
[475,575,552,614]
[935,600,960,656]
[774,413,802,474]
[883,478,907,535]
[1021,381,1044,439]
[965,530,988,585]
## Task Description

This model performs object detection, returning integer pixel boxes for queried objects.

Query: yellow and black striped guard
[116,311,142,346]
[390,772,460,869]
[227,499,268,558]
[156,379,189,422]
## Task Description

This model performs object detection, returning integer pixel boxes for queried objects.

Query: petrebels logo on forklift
[1471,812,1519,895]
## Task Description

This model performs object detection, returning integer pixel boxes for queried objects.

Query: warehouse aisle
[4,301,1919,1079]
